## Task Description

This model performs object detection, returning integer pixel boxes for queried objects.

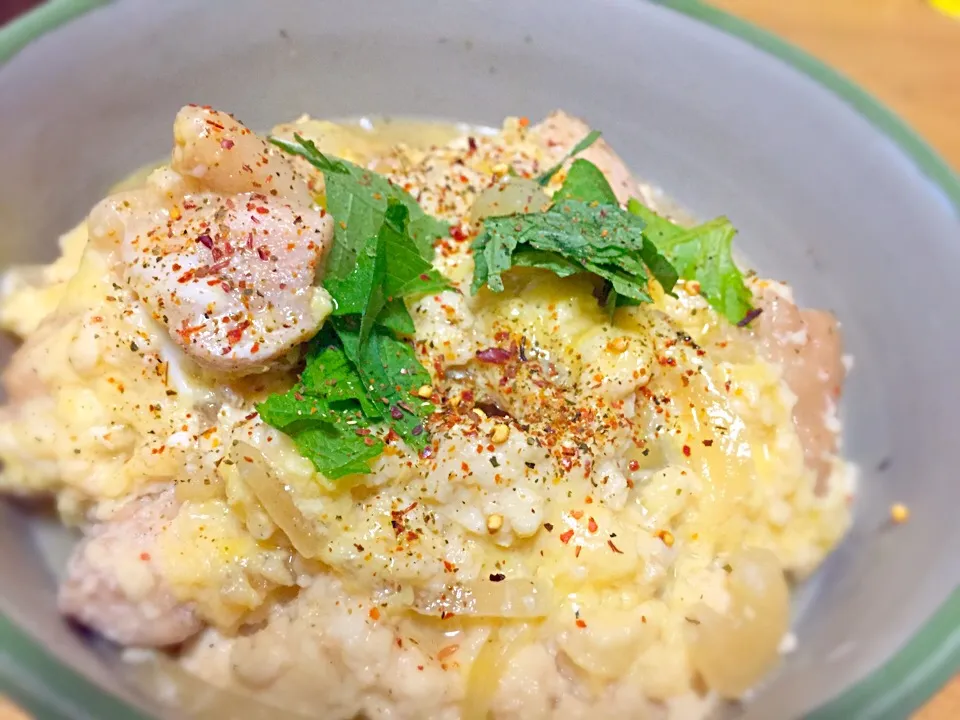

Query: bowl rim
[0,0,958,718]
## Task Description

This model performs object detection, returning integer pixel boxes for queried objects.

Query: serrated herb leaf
[268,134,351,175]
[256,334,385,478]
[292,423,384,479]
[335,319,433,450]
[472,199,676,302]
[324,201,448,354]
[325,232,386,350]
[268,134,448,276]
[379,201,451,298]
[377,299,417,336]
[627,199,752,324]
[537,130,602,186]
[509,249,582,277]
[552,158,619,205]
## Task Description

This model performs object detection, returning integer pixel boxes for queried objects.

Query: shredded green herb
[627,199,752,324]
[256,198,446,478]
[269,133,449,275]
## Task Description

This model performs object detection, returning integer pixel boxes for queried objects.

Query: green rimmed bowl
[1,1,958,718]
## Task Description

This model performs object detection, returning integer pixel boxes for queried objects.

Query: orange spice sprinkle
[368,608,380,621]
[575,619,587,629]
[437,644,460,661]
[559,529,575,544]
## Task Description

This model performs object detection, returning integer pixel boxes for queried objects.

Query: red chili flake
[368,607,380,621]
[437,644,459,661]
[476,347,513,364]
[390,406,404,420]
[256,206,269,214]
[449,224,468,242]
[139,552,151,561]
[607,540,624,554]
[570,510,584,520]
[682,445,691,457]
[559,529,575,544]
[628,459,640,472]
[702,439,714,447]
[220,139,235,150]
[467,136,478,151]
[196,234,214,249]
[176,323,206,340]
[226,320,251,345]
[574,545,582,558]
[575,619,587,629]
[585,496,594,505]
[587,517,598,533]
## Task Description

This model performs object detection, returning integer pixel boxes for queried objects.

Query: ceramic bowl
[1,1,958,718]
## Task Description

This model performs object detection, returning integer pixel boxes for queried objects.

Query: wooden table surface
[1,0,958,718]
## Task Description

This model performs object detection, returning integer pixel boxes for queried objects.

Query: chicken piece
[752,289,845,494]
[88,107,334,374]
[59,488,201,647]
[533,110,647,205]
[172,105,315,207]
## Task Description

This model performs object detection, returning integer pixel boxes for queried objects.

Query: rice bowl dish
[0,105,856,719]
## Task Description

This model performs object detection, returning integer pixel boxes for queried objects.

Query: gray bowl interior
[1,0,959,718]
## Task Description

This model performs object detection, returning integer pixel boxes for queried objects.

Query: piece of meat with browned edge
[752,289,845,495]
[59,487,201,647]
[88,106,334,375]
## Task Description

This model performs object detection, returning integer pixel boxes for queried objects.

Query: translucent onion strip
[232,442,326,559]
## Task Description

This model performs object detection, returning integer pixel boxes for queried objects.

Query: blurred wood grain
[0,0,957,718]
[712,0,960,171]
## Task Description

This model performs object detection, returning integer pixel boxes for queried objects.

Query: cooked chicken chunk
[533,110,647,205]
[172,105,315,206]
[88,107,334,374]
[59,488,201,647]
[753,289,845,494]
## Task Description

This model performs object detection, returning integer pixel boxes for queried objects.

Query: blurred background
[0,0,957,718]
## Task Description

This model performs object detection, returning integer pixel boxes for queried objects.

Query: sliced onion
[410,579,550,618]
[232,442,326,559]
[686,548,790,698]
[463,625,534,720]
[469,179,550,223]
